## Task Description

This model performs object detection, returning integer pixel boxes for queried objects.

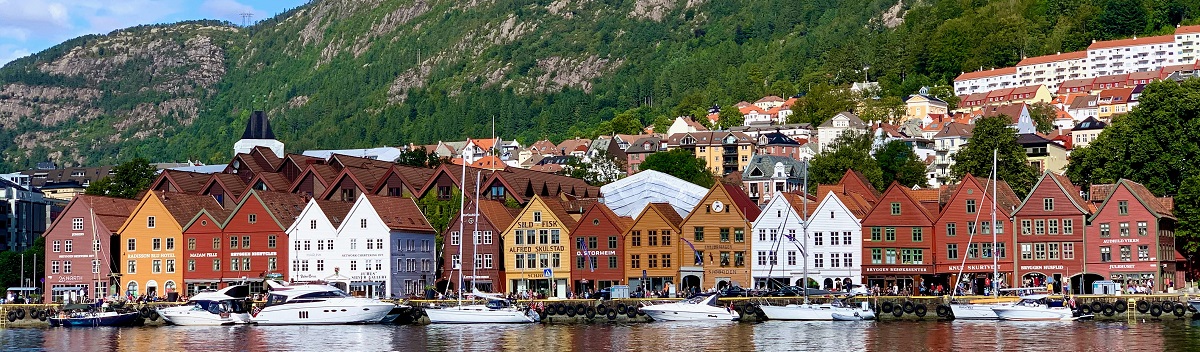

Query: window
[540,254,549,268]
[968,243,979,259]
[166,260,175,273]
[269,257,277,271]
[1138,222,1148,236]
[216,238,222,250]
[890,202,901,215]
[885,249,897,264]
[249,214,257,223]
[694,227,704,241]
[631,255,641,269]
[1021,220,1032,235]
[609,256,618,268]
[1119,222,1130,237]
[871,227,881,241]
[349,239,357,250]
[1100,246,1112,262]
[51,261,59,274]
[310,220,317,229]
[996,221,1004,234]
[1118,200,1128,215]
[1043,198,1054,211]
[94,240,101,253]
[966,199,977,214]
[93,260,101,273]
[72,218,83,231]
[242,236,250,248]
[152,238,161,251]
[1119,245,1132,261]
[165,238,174,251]
[230,236,238,249]
[304,240,311,251]
[871,249,882,264]
[268,235,277,248]
[188,238,196,250]
[533,211,542,223]
[648,231,658,246]
[484,254,494,269]
[902,249,924,264]
[911,228,923,242]
[997,242,1007,258]
[1062,219,1073,234]
[316,260,324,272]
[757,251,768,266]
[1099,223,1111,237]
[947,244,959,259]
[843,232,852,245]
[720,252,731,267]
[52,240,60,252]
[539,230,549,244]
[1138,245,1150,261]
[360,218,367,229]
[831,232,840,246]
[147,216,156,228]
[1021,243,1032,260]
[1062,242,1074,259]
[843,253,852,268]
[484,231,493,244]
[814,232,824,246]
[632,231,642,246]
[1034,243,1047,260]
[1047,219,1058,235]
[450,231,460,246]
[968,221,977,235]
[946,223,956,237]
[152,259,162,273]
[317,240,326,251]
[230,258,239,271]
[788,251,797,265]
[720,228,730,242]
[885,228,896,241]
[1035,220,1045,235]
[734,228,744,243]
[126,239,136,252]
[1047,243,1059,260]
[127,260,137,274]
[830,253,841,267]
[213,259,221,271]
[553,254,562,268]
[609,236,618,249]
[814,253,824,268]
[649,254,658,268]
[515,254,524,269]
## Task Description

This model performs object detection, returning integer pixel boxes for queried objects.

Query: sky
[0,0,309,66]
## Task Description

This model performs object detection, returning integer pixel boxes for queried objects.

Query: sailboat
[425,159,538,324]
[758,163,875,321]
[948,149,1015,320]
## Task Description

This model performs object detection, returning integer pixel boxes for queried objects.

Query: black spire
[241,110,276,139]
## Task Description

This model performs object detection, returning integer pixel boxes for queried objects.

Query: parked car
[763,286,805,297]
[594,287,611,300]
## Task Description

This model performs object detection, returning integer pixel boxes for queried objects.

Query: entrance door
[682,275,701,295]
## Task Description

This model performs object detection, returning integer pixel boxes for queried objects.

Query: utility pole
[240,12,254,27]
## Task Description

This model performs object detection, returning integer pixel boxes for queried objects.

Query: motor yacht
[250,281,394,325]
[639,294,739,322]
[990,294,1080,321]
[158,285,252,326]
[759,297,876,321]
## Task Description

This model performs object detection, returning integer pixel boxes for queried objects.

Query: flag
[581,241,594,272]
[679,237,702,265]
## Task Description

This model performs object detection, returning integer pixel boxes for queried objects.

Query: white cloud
[0,0,74,40]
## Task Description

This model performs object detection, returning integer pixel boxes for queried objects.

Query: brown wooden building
[934,174,1022,294]
[569,203,631,295]
[440,199,517,293]
[678,184,761,291]
[1011,172,1092,293]
[1085,179,1179,292]
[861,182,940,295]
[623,203,685,294]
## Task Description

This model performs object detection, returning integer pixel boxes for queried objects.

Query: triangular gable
[751,194,803,228]
[222,190,308,230]
[626,203,684,234]
[1012,172,1091,215]
[117,190,167,234]
[1088,179,1175,222]
[499,195,577,235]
[863,182,937,224]
[480,172,523,203]
[285,199,331,234]
[679,183,755,226]
[838,169,882,201]
[319,168,370,201]
[416,163,460,198]
[569,203,632,235]
[181,207,228,233]
[937,174,985,218]
[810,191,861,225]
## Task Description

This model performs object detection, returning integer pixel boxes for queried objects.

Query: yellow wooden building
[501,195,578,298]
[118,191,225,299]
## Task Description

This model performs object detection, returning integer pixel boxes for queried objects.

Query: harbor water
[4,320,1200,351]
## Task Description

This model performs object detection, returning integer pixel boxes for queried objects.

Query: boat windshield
[485,300,511,309]
[295,290,350,299]
[265,294,289,307]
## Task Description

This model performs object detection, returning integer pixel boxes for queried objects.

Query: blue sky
[0,0,309,66]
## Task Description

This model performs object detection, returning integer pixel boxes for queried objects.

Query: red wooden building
[180,207,231,294]
[1011,172,1092,293]
[861,182,940,295]
[1085,179,1180,292]
[440,199,517,293]
[933,175,1022,294]
[569,203,632,295]
[215,190,307,293]
[42,195,138,303]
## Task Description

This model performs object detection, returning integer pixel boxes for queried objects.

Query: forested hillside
[0,0,1196,168]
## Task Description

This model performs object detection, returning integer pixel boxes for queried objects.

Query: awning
[52,286,87,292]
[6,287,38,292]
[184,279,222,284]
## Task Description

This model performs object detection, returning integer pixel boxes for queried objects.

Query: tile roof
[250,191,309,229]
[1177,25,1200,34]
[1047,172,1093,213]
[75,195,139,231]
[157,169,211,194]
[644,202,685,228]
[1017,51,1087,66]
[780,192,818,220]
[540,196,579,230]
[315,199,354,228]
[251,172,293,192]
[932,122,974,139]
[954,67,1018,81]
[477,199,517,231]
[207,173,248,199]
[1120,179,1174,219]
[154,191,228,226]
[364,195,436,233]
[817,112,867,129]
[722,183,762,221]
[838,169,882,201]
[1072,116,1107,131]
[1087,35,1174,50]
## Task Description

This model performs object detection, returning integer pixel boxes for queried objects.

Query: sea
[2,319,1199,351]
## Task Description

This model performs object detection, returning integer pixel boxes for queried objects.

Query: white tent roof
[302,147,403,161]
[600,170,707,218]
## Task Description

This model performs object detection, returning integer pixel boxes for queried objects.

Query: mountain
[1,0,1195,169]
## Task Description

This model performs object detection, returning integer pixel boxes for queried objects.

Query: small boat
[49,304,141,327]
[832,312,870,321]
[1188,299,1200,314]
[990,294,1081,321]
[759,295,876,321]
[157,285,253,326]
[250,281,394,325]
[640,294,739,322]
[426,289,538,324]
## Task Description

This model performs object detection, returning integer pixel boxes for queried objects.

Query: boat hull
[760,304,874,321]
[49,312,141,327]
[251,301,394,325]
[950,304,1001,320]
[640,307,738,321]
[990,306,1074,321]
[158,307,251,326]
[425,306,537,324]
[1190,300,1200,314]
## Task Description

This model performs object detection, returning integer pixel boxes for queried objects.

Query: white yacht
[250,281,394,325]
[425,290,538,324]
[759,298,875,321]
[158,285,253,326]
[949,303,1002,320]
[990,295,1080,321]
[640,294,739,321]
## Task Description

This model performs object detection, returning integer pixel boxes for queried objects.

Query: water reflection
[4,320,1200,351]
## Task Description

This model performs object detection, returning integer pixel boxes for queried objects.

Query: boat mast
[471,170,481,293]
[91,207,100,303]
[991,149,999,297]
[801,162,809,304]
[455,150,468,306]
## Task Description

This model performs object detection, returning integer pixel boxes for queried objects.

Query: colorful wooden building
[678,184,761,291]
[118,191,224,300]
[623,203,685,294]
[501,195,577,298]
[861,182,940,295]
[42,195,138,303]
[568,203,631,295]
[441,199,517,293]
[933,175,1022,294]
[1011,172,1092,293]
[216,190,307,293]
[1085,179,1179,291]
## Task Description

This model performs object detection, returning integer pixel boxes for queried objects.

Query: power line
[240,12,254,27]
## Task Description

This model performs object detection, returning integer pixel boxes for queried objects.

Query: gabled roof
[123,191,227,231]
[757,132,802,146]
[370,164,436,195]
[931,122,974,139]
[837,169,881,201]
[248,172,292,192]
[1088,35,1174,50]
[362,195,436,233]
[1089,179,1174,221]
[938,174,1022,218]
[779,192,818,220]
[50,195,139,234]
[203,173,248,200]
[220,190,307,229]
[572,203,634,235]
[152,169,211,194]
[723,183,762,221]
[818,112,866,129]
[629,202,685,231]
[600,170,707,218]
[1068,95,1099,110]
[867,182,937,223]
[477,199,518,231]
[314,199,354,228]
[1072,116,1107,131]
[1015,172,1092,215]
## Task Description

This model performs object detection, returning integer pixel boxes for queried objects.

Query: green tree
[594,109,645,136]
[639,149,715,188]
[927,85,961,111]
[808,131,883,191]
[951,116,1039,196]
[1027,102,1059,134]
[652,115,673,134]
[84,157,157,199]
[396,147,441,168]
[561,151,626,186]
[874,140,929,189]
[788,83,856,126]
[1178,175,1200,251]
[717,104,744,129]
[859,95,906,124]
